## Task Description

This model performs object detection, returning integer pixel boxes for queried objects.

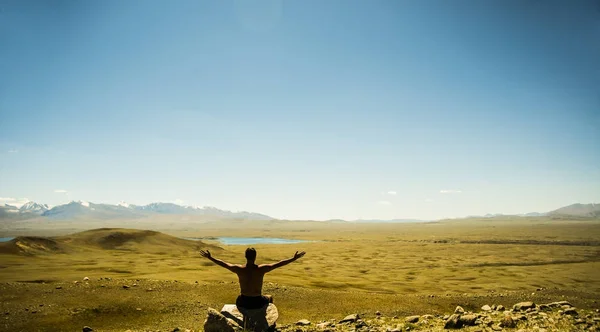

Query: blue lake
[0,237,14,242]
[184,237,310,245]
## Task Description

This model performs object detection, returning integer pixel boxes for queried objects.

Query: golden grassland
[0,217,599,331]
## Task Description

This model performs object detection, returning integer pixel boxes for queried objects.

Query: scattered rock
[296,319,311,326]
[444,314,462,329]
[82,327,93,332]
[513,301,536,311]
[405,315,419,323]
[454,306,465,314]
[481,305,492,312]
[563,308,578,316]
[496,305,505,311]
[204,308,240,332]
[122,285,130,289]
[499,315,516,328]
[83,277,89,281]
[458,314,478,326]
[355,320,367,328]
[316,322,332,329]
[340,314,359,323]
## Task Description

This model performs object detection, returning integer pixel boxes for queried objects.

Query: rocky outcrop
[206,304,278,332]
[280,301,600,331]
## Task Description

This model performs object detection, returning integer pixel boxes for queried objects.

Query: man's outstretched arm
[260,251,306,273]
[200,250,240,273]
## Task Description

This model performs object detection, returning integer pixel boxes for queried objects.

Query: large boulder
[204,308,241,332]
[513,302,535,311]
[233,304,278,332]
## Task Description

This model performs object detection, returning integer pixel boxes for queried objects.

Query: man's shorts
[236,294,271,310]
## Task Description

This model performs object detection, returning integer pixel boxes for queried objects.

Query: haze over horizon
[1,0,599,221]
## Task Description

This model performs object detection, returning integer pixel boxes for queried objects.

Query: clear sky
[1,0,599,220]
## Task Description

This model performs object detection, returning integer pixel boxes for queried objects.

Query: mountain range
[1,201,598,222]
[0,201,274,221]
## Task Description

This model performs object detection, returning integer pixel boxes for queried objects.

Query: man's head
[245,247,257,262]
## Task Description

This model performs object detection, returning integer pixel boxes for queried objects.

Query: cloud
[0,197,30,208]
[54,189,68,193]
[387,191,397,195]
[173,199,186,206]
[440,190,462,194]
[377,200,392,205]
[8,149,18,153]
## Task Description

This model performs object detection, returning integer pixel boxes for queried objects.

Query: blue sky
[1,0,599,220]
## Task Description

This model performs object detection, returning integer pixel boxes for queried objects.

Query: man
[199,248,306,310]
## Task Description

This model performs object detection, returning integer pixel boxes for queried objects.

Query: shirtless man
[199,248,306,310]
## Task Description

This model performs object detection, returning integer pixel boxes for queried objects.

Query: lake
[184,237,310,245]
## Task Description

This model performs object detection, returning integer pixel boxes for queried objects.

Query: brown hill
[0,228,220,256]
[0,236,67,256]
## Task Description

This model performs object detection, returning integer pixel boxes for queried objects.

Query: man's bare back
[199,248,305,308]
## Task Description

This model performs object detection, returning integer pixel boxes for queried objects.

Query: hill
[548,203,600,218]
[0,228,220,256]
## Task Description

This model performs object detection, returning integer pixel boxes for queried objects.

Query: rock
[496,305,505,311]
[375,311,381,316]
[55,286,62,289]
[122,285,130,289]
[296,319,311,326]
[204,308,241,332]
[316,322,332,329]
[563,308,578,316]
[442,315,450,320]
[405,315,419,323]
[547,301,572,308]
[83,277,89,281]
[491,305,497,310]
[82,327,93,332]
[538,304,550,311]
[444,314,462,329]
[513,301,535,311]
[499,315,516,328]
[481,305,492,312]
[236,303,278,332]
[355,320,367,328]
[458,314,478,326]
[340,314,359,323]
[454,306,465,314]
[136,308,142,311]
[220,305,243,325]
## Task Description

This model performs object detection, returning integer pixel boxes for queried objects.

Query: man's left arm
[200,250,240,273]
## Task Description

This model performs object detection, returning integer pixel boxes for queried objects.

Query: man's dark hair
[245,247,256,261]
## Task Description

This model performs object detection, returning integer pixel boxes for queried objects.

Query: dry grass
[0,217,599,331]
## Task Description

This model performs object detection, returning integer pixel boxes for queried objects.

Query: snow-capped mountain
[22,201,275,221]
[19,201,49,214]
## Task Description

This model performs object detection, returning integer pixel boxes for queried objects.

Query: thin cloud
[440,190,462,194]
[425,198,434,202]
[54,189,68,193]
[387,191,397,195]
[377,200,392,205]
[8,149,18,153]
[173,199,186,206]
